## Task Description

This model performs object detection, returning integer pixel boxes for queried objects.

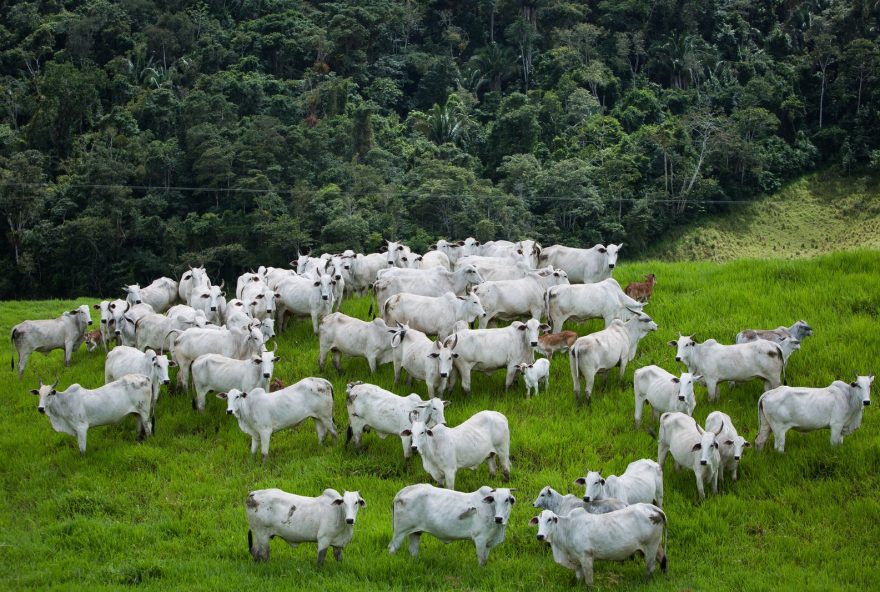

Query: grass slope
[2,251,879,591]
[647,173,880,261]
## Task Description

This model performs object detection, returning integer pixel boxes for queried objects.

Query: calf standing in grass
[624,274,656,302]
[246,488,365,565]
[576,459,663,507]
[533,486,628,516]
[657,412,722,499]
[633,366,699,427]
[704,411,749,482]
[516,359,550,398]
[536,330,577,359]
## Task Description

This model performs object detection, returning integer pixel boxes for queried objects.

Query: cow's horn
[124,301,131,312]
[272,341,278,354]
[51,375,60,388]
[219,278,226,290]
[714,421,724,436]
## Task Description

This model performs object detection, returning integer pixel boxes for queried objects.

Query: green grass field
[647,173,880,261]
[2,251,879,591]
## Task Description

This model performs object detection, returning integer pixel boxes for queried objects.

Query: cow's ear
[517,324,527,331]
[169,360,178,367]
[482,496,495,504]
[241,392,248,398]
[216,392,228,399]
[850,381,858,387]
[574,478,586,486]
[428,352,439,358]
[273,357,280,362]
[668,340,677,347]
[426,429,434,437]
[30,389,40,395]
[429,244,437,250]
[743,441,752,448]
[399,429,412,437]
[358,497,366,507]
[598,247,607,253]
[451,353,459,358]
[92,304,101,310]
[313,281,320,287]
[275,293,281,298]
[600,479,605,485]
[331,498,344,506]
[691,443,702,451]
[442,400,452,407]
[253,358,262,364]
[529,517,539,526]
[671,377,680,383]
[539,324,551,332]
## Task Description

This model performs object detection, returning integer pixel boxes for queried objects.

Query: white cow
[545,278,643,333]
[166,304,209,326]
[105,346,175,410]
[473,269,569,328]
[756,375,873,453]
[241,281,278,321]
[339,251,388,295]
[405,410,511,490]
[388,484,515,566]
[276,272,335,334]
[11,305,93,378]
[318,313,394,373]
[633,366,700,427]
[219,379,336,458]
[344,381,448,458]
[532,486,628,516]
[530,505,666,586]
[445,318,548,394]
[191,348,278,412]
[31,374,154,454]
[326,264,346,312]
[388,323,456,398]
[123,278,178,313]
[515,358,550,398]
[246,488,365,565]
[576,459,664,507]
[431,239,480,265]
[569,312,658,404]
[538,243,623,284]
[293,252,331,276]
[383,291,485,339]
[480,239,542,268]
[370,265,485,316]
[236,271,264,299]
[178,266,211,304]
[110,300,155,347]
[736,320,813,345]
[92,300,115,351]
[134,312,197,352]
[411,250,452,271]
[455,255,533,281]
[170,324,265,390]
[189,283,227,326]
[657,412,723,499]
[670,335,784,401]
[704,411,749,482]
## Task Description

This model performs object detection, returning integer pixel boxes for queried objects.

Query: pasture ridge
[1,250,878,590]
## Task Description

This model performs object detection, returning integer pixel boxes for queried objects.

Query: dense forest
[1,0,878,297]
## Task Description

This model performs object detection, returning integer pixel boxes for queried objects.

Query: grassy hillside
[647,173,880,261]
[2,251,879,591]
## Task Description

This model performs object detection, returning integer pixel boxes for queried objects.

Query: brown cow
[84,329,103,352]
[269,377,286,392]
[625,274,656,302]
[536,331,577,359]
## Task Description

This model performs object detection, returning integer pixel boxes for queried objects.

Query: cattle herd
[10,237,874,586]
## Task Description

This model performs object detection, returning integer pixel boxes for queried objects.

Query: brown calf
[269,377,286,392]
[84,329,103,352]
[625,274,656,302]
[536,330,578,359]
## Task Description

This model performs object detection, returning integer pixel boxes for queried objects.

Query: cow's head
[723,433,751,462]
[294,252,311,274]
[458,264,485,286]
[189,266,210,289]
[693,421,722,466]
[253,344,279,380]
[428,338,457,379]
[216,388,249,416]
[530,510,559,542]
[332,491,366,525]
[532,486,556,510]
[458,292,486,321]
[670,334,697,364]
[313,273,334,302]
[124,283,143,305]
[675,372,700,416]
[575,469,604,502]
[259,318,276,342]
[30,376,60,414]
[514,318,549,348]
[604,243,623,269]
[793,320,813,339]
[401,414,440,455]
[483,488,515,525]
[73,304,94,327]
[147,350,175,385]
[851,375,873,407]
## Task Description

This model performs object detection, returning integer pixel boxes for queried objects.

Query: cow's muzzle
[864,400,871,406]
[322,296,328,300]
[531,341,538,346]
[494,517,503,524]
[440,372,448,378]
[678,395,686,401]
[263,373,270,379]
[38,407,45,414]
[583,496,591,502]
[608,264,615,269]
[87,320,93,325]
[115,330,121,336]
[536,534,545,541]
[410,446,418,453]
[163,380,170,385]
[675,356,682,362]
[226,410,234,416]
[210,306,217,311]
[136,300,142,304]
[346,518,355,525]
[700,460,707,466]
[734,456,741,461]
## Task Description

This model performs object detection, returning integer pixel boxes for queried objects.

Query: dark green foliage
[0,0,878,297]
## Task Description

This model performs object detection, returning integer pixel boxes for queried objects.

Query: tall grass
[2,251,878,591]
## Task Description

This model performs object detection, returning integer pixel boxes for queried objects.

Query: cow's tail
[248,529,253,554]
[163,329,182,352]
[544,288,554,327]
[367,283,376,318]
[771,342,787,385]
[10,328,18,371]
[569,342,581,400]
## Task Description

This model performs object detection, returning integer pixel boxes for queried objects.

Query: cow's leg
[756,415,772,451]
[504,365,518,390]
[634,395,644,427]
[318,346,329,371]
[366,354,376,374]
[830,423,844,446]
[479,314,490,329]
[475,542,491,567]
[64,340,75,367]
[584,371,596,404]
[316,545,329,567]
[487,452,497,477]
[319,418,337,444]
[16,348,31,379]
[444,471,455,490]
[772,427,787,453]
[249,530,270,562]
[732,462,739,481]
[407,532,421,556]
[393,360,402,384]
[259,430,272,461]
[333,546,343,562]
[657,441,669,466]
[250,436,259,457]
[76,426,88,455]
[311,312,320,335]
[580,555,594,587]
[711,468,719,494]
[695,469,706,499]
[400,434,412,459]
[569,354,582,402]
[460,366,473,395]
[387,529,406,554]
[706,379,719,402]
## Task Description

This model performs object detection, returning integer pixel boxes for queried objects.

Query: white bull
[473,269,569,328]
[178,266,211,304]
[633,366,699,427]
[170,324,264,391]
[657,412,723,499]
[190,347,278,412]
[318,313,394,374]
[705,411,750,481]
[123,277,178,313]
[344,381,448,458]
[756,375,872,453]
[219,379,336,458]
[545,278,643,333]
[383,291,485,339]
[340,251,388,295]
[387,323,456,398]
[241,281,278,321]
[538,243,623,283]
[276,272,334,334]
[389,484,515,566]
[189,282,227,325]
[576,459,664,507]
[105,346,175,411]
[370,265,484,317]
[11,305,93,378]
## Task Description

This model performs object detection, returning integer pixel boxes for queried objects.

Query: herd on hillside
[10,238,873,586]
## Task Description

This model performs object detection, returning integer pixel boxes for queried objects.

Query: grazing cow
[92,300,114,351]
[473,269,569,328]
[170,324,264,391]
[536,331,578,359]
[533,486,628,516]
[246,488,365,565]
[545,278,644,333]
[178,266,211,304]
[633,366,700,427]
[624,274,656,302]
[105,346,175,410]
[383,292,485,339]
[404,410,511,490]
[276,272,335,334]
[11,305,93,378]
[135,312,199,352]
[219,379,336,458]
[538,243,623,284]
[756,375,873,453]
[339,251,388,295]
[30,375,154,454]
[388,484,515,566]
[445,318,548,394]
[191,347,278,412]
[123,278,178,313]
[576,460,664,507]
[515,358,550,398]
[530,505,667,586]
[269,377,285,392]
[657,412,723,499]
[735,320,813,345]
[370,265,485,316]
[189,282,227,326]
[704,411,749,482]
[345,381,449,458]
[83,329,102,352]
[387,323,456,398]
[569,312,658,404]
[669,335,784,401]
[319,313,394,374]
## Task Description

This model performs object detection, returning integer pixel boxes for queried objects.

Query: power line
[0,180,761,204]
